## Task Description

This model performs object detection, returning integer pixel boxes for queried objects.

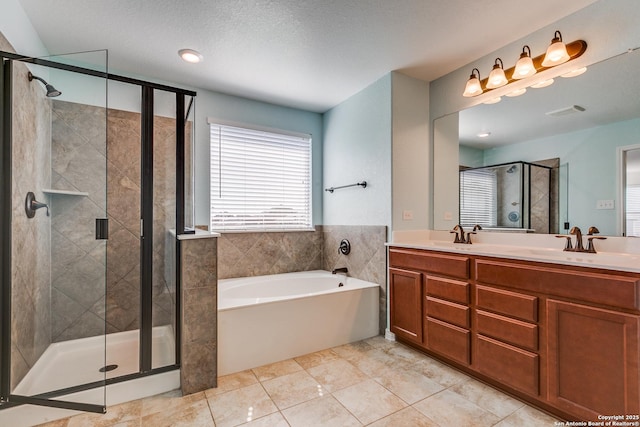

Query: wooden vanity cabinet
[547,299,640,420]
[424,275,471,365]
[388,245,640,421]
[389,248,471,361]
[389,267,423,344]
[473,285,540,396]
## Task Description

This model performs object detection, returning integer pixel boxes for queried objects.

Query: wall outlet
[402,210,413,220]
[596,199,615,210]
[443,211,453,221]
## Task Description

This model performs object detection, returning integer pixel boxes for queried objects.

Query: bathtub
[218,270,380,375]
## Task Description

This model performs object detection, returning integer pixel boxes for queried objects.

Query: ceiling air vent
[545,105,586,117]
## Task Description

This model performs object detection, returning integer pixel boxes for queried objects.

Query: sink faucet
[332,267,348,275]
[586,226,607,253]
[569,226,584,252]
[450,225,466,244]
[465,224,482,244]
[558,226,607,253]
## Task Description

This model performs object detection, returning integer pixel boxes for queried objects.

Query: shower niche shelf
[43,188,89,197]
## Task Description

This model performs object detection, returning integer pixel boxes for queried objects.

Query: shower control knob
[338,239,351,255]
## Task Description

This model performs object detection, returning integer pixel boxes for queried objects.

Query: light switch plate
[596,199,614,210]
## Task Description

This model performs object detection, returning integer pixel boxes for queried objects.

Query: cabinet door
[547,299,640,420]
[389,268,423,345]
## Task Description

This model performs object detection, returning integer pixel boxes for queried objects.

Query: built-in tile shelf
[43,188,89,197]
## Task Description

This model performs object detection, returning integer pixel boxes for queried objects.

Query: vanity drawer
[476,285,538,322]
[426,275,469,304]
[425,317,470,365]
[389,248,469,279]
[426,297,469,328]
[476,309,538,351]
[475,258,640,311]
[475,335,539,396]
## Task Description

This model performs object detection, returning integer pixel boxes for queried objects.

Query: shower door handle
[95,218,109,240]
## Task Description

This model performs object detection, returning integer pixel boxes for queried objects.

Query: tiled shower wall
[4,33,53,390]
[50,101,177,341]
[217,225,387,333]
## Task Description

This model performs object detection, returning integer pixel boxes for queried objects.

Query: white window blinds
[210,122,312,231]
[460,168,497,227]
[626,185,640,237]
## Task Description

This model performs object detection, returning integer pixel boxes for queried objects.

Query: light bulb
[542,31,570,67]
[513,46,536,79]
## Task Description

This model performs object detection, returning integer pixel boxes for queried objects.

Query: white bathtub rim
[218,270,380,311]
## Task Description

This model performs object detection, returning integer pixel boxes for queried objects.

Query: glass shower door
[1,49,108,413]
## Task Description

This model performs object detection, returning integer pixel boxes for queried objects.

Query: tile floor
[37,336,560,427]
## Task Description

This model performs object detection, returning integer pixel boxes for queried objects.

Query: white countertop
[389,229,640,274]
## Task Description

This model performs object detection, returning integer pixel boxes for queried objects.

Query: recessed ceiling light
[178,49,203,63]
[477,132,491,138]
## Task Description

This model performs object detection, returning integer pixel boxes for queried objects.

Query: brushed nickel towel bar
[324,181,367,193]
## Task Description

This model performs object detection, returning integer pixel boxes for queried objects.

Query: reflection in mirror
[624,147,640,236]
[460,161,554,233]
[433,47,640,236]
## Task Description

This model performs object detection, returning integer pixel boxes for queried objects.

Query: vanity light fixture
[463,68,483,97]
[561,67,587,78]
[483,97,502,104]
[513,46,536,79]
[531,79,554,89]
[462,31,586,98]
[486,58,508,89]
[541,31,571,67]
[178,48,203,63]
[505,88,527,97]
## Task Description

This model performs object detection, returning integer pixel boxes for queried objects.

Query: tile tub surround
[217,230,323,279]
[38,336,560,427]
[4,31,53,390]
[217,226,388,333]
[180,235,218,395]
[322,225,387,334]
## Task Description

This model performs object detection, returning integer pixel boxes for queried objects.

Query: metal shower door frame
[0,50,195,414]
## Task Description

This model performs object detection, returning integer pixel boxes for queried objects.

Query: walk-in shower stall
[0,49,195,415]
[460,161,554,233]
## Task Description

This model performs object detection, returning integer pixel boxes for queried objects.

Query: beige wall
[3,32,52,390]
[50,101,179,341]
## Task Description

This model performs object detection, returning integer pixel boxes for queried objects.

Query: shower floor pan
[15,325,176,395]
[2,326,179,427]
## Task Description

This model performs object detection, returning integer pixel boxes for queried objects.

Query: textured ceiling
[19,0,597,112]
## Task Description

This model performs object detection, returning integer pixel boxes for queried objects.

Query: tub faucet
[332,267,348,275]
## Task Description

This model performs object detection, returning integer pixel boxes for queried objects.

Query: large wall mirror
[433,47,640,236]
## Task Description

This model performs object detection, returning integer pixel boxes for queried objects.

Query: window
[626,185,640,237]
[459,168,497,227]
[209,121,312,231]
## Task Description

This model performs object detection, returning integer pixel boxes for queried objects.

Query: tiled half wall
[217,225,387,333]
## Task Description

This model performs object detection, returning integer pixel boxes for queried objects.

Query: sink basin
[396,240,640,272]
[508,247,640,268]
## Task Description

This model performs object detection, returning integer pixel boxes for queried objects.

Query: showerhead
[506,165,518,173]
[28,72,62,97]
